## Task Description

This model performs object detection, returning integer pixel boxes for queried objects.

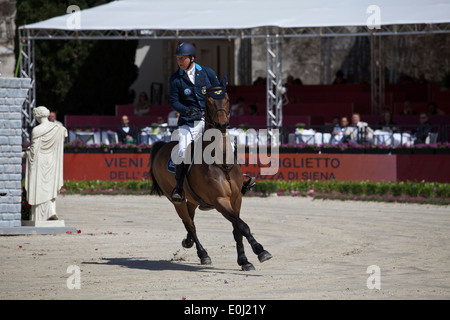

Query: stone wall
[0,77,31,228]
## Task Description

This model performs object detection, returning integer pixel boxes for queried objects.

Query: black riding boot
[171,164,186,202]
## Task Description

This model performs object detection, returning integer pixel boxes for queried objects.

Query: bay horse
[149,75,272,271]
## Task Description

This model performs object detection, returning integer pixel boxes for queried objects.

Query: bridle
[204,86,231,133]
[203,86,234,181]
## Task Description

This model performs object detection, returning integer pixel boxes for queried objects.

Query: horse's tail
[149,141,166,196]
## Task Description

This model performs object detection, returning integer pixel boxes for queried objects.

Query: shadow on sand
[83,257,262,276]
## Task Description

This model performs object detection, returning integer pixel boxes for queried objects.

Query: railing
[65,123,447,147]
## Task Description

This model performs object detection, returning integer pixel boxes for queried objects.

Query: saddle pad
[167,156,194,175]
[167,133,202,174]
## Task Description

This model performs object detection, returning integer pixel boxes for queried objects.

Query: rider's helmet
[174,42,196,57]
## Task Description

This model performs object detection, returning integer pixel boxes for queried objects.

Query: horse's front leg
[233,228,255,271]
[215,197,272,268]
[173,202,211,265]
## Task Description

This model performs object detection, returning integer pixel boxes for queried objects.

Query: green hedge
[253,180,450,198]
[60,179,450,205]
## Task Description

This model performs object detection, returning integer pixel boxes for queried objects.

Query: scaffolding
[18,23,450,142]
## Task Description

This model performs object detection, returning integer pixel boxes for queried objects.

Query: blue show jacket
[169,63,220,127]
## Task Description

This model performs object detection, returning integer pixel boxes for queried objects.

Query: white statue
[25,106,67,221]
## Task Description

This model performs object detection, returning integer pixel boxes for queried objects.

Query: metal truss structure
[266,35,283,144]
[18,23,450,142]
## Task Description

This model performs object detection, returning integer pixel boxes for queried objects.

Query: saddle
[167,137,254,210]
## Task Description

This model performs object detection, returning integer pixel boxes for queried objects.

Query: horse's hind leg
[181,202,198,249]
[174,202,211,265]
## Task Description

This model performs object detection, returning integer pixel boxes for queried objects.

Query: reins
[204,86,231,131]
[204,86,234,187]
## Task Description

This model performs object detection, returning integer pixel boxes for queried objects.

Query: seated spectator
[248,104,258,116]
[231,97,245,116]
[168,110,180,126]
[117,115,138,144]
[401,101,416,115]
[332,70,347,84]
[135,92,151,116]
[331,116,349,143]
[326,116,340,133]
[376,110,398,132]
[428,101,445,115]
[343,113,373,143]
[293,78,303,85]
[285,75,295,86]
[154,116,169,135]
[411,113,432,145]
[253,77,265,85]
[285,75,302,86]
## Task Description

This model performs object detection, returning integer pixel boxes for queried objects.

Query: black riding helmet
[175,42,196,71]
[174,42,196,57]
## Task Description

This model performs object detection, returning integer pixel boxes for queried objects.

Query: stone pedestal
[22,220,66,227]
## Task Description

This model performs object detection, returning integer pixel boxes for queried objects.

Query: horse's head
[205,74,230,133]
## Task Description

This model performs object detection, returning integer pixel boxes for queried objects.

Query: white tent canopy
[21,0,450,32]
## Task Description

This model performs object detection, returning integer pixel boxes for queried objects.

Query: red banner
[238,153,396,182]
[64,152,398,182]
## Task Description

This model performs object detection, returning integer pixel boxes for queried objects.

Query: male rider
[169,42,255,202]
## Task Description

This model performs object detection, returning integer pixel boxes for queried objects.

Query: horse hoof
[258,250,273,263]
[182,238,194,249]
[200,256,212,265]
[241,263,255,271]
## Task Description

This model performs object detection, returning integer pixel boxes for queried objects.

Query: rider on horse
[168,42,255,202]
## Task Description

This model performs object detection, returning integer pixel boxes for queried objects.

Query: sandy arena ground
[1,194,449,300]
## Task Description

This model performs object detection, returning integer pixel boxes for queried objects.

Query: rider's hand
[186,107,202,118]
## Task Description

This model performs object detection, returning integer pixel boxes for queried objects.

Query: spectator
[285,75,302,86]
[332,70,347,84]
[231,97,245,116]
[428,101,445,115]
[411,113,432,145]
[117,115,138,144]
[168,110,180,126]
[135,92,151,116]
[253,77,265,85]
[154,116,169,134]
[331,116,349,143]
[401,101,417,115]
[248,104,258,116]
[376,110,398,132]
[285,75,295,86]
[326,116,340,133]
[344,113,373,143]
[48,111,63,126]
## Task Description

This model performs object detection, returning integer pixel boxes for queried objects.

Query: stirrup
[171,188,185,202]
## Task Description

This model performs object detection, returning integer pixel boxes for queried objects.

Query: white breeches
[176,120,205,160]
